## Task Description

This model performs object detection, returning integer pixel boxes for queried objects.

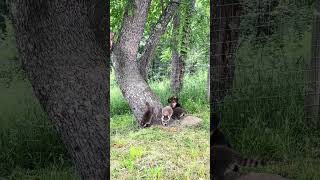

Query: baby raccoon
[172,107,186,120]
[211,128,232,148]
[161,106,173,126]
[140,102,154,128]
[211,112,232,147]
[168,96,181,108]
[212,145,267,180]
[167,96,186,120]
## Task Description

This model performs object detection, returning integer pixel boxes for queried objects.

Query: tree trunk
[112,0,163,124]
[305,0,320,127]
[0,0,8,37]
[9,1,109,179]
[138,0,180,81]
[170,10,181,95]
[170,0,195,95]
[211,3,241,175]
[207,65,210,101]
[211,0,241,103]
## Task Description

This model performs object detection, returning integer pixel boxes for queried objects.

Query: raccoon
[211,111,232,147]
[211,128,232,148]
[212,145,267,180]
[140,102,154,128]
[161,106,173,126]
[168,96,181,108]
[172,107,186,120]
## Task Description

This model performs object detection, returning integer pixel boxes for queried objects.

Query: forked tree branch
[139,0,180,81]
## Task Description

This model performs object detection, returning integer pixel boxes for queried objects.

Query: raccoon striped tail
[238,158,267,167]
[224,158,268,175]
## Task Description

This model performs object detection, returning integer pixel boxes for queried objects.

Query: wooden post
[305,0,320,127]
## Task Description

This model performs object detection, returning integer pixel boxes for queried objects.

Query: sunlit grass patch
[110,119,210,179]
[146,166,164,179]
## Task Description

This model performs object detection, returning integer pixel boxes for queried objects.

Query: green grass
[0,22,77,178]
[0,81,77,179]
[110,126,209,179]
[4,166,79,180]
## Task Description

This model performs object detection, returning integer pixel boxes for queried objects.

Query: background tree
[207,65,210,101]
[8,1,109,179]
[211,0,241,103]
[305,0,320,128]
[170,9,181,94]
[0,0,8,40]
[170,0,195,95]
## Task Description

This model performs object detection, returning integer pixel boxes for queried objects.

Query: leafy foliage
[240,0,313,45]
[110,0,209,82]
[0,0,8,40]
[147,0,209,81]
[110,0,126,39]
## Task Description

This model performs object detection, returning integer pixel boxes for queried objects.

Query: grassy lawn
[0,81,79,179]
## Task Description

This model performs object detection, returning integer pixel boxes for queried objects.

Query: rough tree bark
[139,0,180,81]
[207,65,210,101]
[112,0,163,124]
[170,0,195,95]
[305,0,320,127]
[9,1,109,179]
[170,9,181,95]
[211,0,241,103]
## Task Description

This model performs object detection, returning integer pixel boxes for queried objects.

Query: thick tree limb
[170,10,181,94]
[112,0,164,124]
[139,0,180,81]
[116,0,151,62]
[304,0,320,128]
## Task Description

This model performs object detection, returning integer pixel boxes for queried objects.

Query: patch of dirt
[169,115,202,127]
